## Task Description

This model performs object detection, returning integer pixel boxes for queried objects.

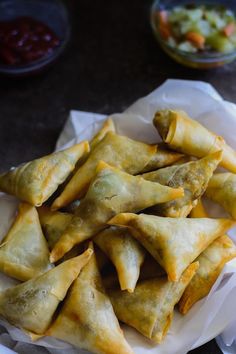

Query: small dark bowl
[0,0,70,76]
[151,0,236,69]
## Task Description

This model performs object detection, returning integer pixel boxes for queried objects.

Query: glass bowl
[150,0,236,69]
[0,0,70,76]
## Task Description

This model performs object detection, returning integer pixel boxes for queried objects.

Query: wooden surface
[1,0,234,352]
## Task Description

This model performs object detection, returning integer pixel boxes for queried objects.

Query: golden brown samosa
[140,144,183,173]
[0,248,92,336]
[142,151,222,217]
[0,142,89,206]
[38,206,73,250]
[179,200,236,314]
[46,243,134,354]
[94,227,146,292]
[153,109,236,173]
[50,161,183,262]
[108,213,235,282]
[52,132,160,209]
[206,173,236,219]
[90,118,116,150]
[108,262,198,343]
[0,203,51,281]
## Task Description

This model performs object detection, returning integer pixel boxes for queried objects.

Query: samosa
[153,109,236,173]
[94,227,146,292]
[38,206,73,250]
[142,151,222,217]
[206,173,236,219]
[0,203,51,281]
[50,161,183,262]
[0,248,92,335]
[179,200,236,314]
[140,144,183,173]
[90,118,116,150]
[108,262,198,343]
[46,243,134,354]
[0,141,89,206]
[108,213,235,281]
[52,132,169,209]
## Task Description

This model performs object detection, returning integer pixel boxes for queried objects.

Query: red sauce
[0,16,60,65]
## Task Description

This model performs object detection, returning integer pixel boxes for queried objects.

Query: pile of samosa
[0,110,235,354]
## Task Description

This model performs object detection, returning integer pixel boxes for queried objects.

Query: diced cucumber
[179,20,196,35]
[168,9,187,23]
[205,10,227,29]
[194,19,212,36]
[178,41,198,53]
[186,9,203,21]
[207,34,235,52]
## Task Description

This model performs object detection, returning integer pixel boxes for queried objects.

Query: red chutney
[0,16,60,65]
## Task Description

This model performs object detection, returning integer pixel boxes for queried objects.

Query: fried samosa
[0,203,51,281]
[0,141,89,206]
[206,173,236,219]
[140,145,183,173]
[108,213,235,282]
[94,227,146,292]
[0,248,92,335]
[108,262,198,343]
[142,151,222,217]
[52,132,160,209]
[90,118,116,150]
[153,110,236,173]
[47,243,134,354]
[50,161,183,262]
[38,207,73,250]
[179,200,236,314]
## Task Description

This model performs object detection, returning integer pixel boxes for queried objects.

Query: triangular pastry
[108,213,235,281]
[0,142,89,206]
[142,151,222,217]
[50,161,183,262]
[179,200,236,314]
[94,227,145,292]
[153,109,236,173]
[0,248,92,335]
[108,262,198,343]
[0,203,51,281]
[47,243,134,354]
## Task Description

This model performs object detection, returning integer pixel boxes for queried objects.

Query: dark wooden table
[1,0,233,352]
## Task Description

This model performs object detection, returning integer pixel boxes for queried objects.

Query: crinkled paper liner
[0,79,236,354]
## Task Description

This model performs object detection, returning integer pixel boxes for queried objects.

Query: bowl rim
[0,0,71,75]
[150,0,236,63]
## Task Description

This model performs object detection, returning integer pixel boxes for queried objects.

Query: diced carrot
[223,22,236,37]
[186,32,205,49]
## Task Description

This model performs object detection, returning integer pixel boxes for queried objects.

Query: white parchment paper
[0,79,236,354]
